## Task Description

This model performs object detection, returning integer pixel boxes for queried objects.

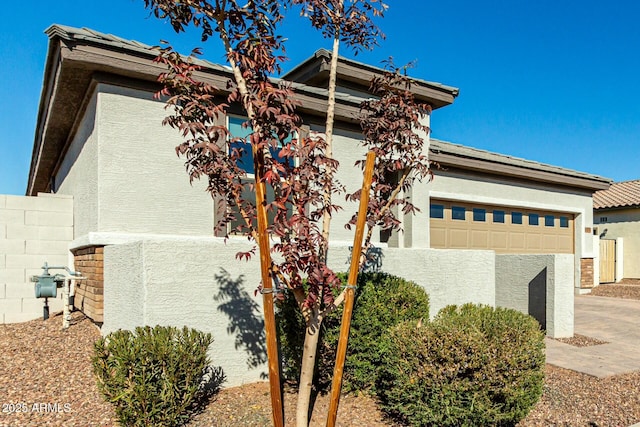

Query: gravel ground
[0,312,116,427]
[589,279,640,300]
[1,284,640,427]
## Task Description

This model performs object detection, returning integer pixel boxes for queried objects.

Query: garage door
[430,200,574,254]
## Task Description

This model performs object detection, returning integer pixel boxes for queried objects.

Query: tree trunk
[296,312,323,427]
[319,5,342,264]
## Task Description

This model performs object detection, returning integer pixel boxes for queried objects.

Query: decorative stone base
[72,246,104,323]
[580,258,594,289]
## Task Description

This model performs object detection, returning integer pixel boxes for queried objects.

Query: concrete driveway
[546,295,640,378]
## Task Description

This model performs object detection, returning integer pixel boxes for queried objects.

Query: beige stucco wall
[595,208,640,278]
[56,83,214,238]
[427,169,596,291]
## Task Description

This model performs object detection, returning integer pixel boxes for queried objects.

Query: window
[493,210,505,223]
[599,217,608,223]
[511,212,523,224]
[529,213,539,226]
[473,208,486,222]
[430,204,444,219]
[228,116,255,174]
[452,206,466,221]
[559,216,569,228]
[227,116,295,235]
[228,116,294,175]
[545,215,555,227]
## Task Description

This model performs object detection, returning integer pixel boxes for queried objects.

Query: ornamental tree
[142,1,431,425]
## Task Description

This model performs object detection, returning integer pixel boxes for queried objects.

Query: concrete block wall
[0,193,73,323]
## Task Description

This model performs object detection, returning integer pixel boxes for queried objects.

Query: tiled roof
[593,179,640,209]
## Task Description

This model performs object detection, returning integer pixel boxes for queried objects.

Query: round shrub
[93,325,220,427]
[377,304,545,427]
[276,272,430,393]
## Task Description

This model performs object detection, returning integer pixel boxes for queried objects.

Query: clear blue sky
[1,0,639,195]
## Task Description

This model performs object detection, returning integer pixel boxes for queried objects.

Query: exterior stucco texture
[496,254,574,338]
[103,236,497,386]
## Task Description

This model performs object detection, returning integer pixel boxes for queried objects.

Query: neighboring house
[0,24,611,383]
[594,179,640,281]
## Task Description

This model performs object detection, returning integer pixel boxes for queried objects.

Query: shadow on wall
[213,269,267,374]
[346,246,384,272]
[528,267,547,331]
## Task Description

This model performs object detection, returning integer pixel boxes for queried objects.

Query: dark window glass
[452,206,466,221]
[511,212,523,224]
[430,204,444,219]
[493,210,505,223]
[560,216,569,228]
[473,208,486,222]
[545,215,555,227]
[529,213,539,226]
[228,116,294,174]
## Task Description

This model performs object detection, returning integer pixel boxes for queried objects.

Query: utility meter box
[32,274,60,298]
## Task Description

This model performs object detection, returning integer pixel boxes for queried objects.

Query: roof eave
[430,150,612,192]
[283,48,459,109]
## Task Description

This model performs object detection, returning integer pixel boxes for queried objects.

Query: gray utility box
[33,274,61,298]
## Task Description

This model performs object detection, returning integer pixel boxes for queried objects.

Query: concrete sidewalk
[546,295,640,378]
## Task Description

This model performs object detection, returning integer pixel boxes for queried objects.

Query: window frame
[473,208,486,222]
[511,211,523,225]
[451,206,466,221]
[430,204,445,219]
[227,115,297,176]
[544,215,555,227]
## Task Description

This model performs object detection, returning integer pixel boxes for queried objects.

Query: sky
[1,0,639,195]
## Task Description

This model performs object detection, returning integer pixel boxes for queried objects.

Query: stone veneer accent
[580,258,594,289]
[73,246,104,323]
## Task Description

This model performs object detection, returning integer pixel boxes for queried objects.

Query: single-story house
[0,24,612,383]
[593,179,640,282]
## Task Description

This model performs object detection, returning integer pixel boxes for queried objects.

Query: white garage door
[430,199,574,254]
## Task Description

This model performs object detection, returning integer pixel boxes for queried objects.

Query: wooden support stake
[326,151,376,427]
[253,143,284,427]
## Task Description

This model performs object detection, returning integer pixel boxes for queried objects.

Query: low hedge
[93,325,221,427]
[377,304,545,427]
[276,272,430,393]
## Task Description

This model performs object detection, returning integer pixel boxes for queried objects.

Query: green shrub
[377,304,545,427]
[93,325,221,427]
[276,272,430,393]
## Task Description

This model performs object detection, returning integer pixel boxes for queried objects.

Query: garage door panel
[449,229,469,248]
[509,232,526,250]
[526,234,542,251]
[542,234,558,252]
[471,230,489,248]
[490,231,508,250]
[430,200,575,254]
[431,227,446,247]
[558,235,573,253]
